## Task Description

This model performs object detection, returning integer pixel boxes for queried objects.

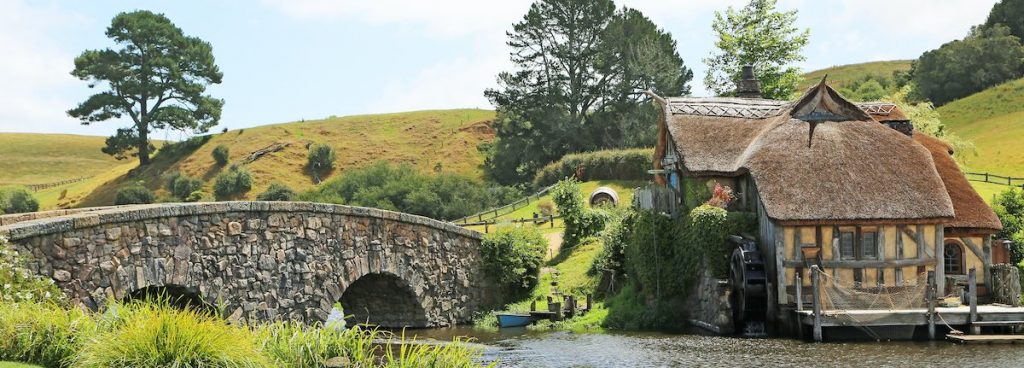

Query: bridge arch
[0,202,498,327]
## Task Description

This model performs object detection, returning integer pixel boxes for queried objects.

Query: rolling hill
[799,60,912,91]
[936,78,1024,178]
[72,109,496,208]
[0,133,132,185]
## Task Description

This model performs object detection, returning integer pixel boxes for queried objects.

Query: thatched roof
[660,80,956,224]
[913,134,1002,233]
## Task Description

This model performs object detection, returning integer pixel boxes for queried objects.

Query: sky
[0,0,999,137]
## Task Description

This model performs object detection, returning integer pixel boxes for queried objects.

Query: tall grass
[0,300,492,368]
[75,302,271,368]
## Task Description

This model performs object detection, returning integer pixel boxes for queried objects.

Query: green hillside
[937,78,1024,177]
[799,60,913,91]
[74,109,496,208]
[0,133,131,185]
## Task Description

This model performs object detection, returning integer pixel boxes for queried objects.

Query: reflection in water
[406,327,1024,367]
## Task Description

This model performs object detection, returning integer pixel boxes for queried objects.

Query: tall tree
[986,0,1024,41]
[484,0,692,184]
[68,10,223,166]
[912,24,1024,106]
[703,0,809,100]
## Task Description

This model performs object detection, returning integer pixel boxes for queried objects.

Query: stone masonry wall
[0,202,494,327]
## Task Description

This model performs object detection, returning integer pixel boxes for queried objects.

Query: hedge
[532,148,654,188]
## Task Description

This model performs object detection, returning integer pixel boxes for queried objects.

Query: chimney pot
[736,65,762,99]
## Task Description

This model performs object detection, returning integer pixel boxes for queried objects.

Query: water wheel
[728,236,767,334]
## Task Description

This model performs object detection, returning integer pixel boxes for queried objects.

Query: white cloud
[0,1,88,134]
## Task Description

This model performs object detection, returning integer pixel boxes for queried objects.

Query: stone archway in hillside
[339,272,428,328]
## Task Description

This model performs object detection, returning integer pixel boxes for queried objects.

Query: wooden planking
[784,258,935,268]
[947,334,1024,344]
[935,225,944,294]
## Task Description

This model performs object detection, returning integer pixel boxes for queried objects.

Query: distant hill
[799,60,913,91]
[73,109,496,208]
[937,78,1024,177]
[0,133,127,185]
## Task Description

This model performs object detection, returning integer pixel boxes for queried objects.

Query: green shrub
[480,227,547,297]
[256,182,296,201]
[302,161,522,221]
[212,144,230,166]
[306,143,336,178]
[76,302,271,368]
[0,186,39,214]
[551,178,607,248]
[185,190,211,203]
[256,322,379,367]
[165,172,204,199]
[114,185,155,205]
[532,148,654,188]
[213,165,253,199]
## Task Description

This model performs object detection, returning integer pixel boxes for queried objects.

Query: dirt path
[544,232,563,261]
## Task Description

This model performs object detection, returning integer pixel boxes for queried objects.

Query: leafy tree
[986,0,1024,41]
[306,143,336,181]
[993,188,1024,263]
[913,24,1024,105]
[704,0,810,100]
[484,0,692,184]
[0,186,39,214]
[480,227,547,297]
[68,10,224,166]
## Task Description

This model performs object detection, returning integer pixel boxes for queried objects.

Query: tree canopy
[704,0,809,100]
[913,24,1024,106]
[484,0,692,184]
[986,0,1024,41]
[68,10,224,166]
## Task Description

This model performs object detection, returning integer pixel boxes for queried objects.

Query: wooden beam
[784,258,936,269]
[795,228,802,262]
[831,226,841,279]
[984,236,992,288]
[812,265,822,342]
[775,222,787,305]
[928,271,936,340]
[969,268,979,335]
[935,225,944,295]
[962,237,985,260]
[896,225,905,285]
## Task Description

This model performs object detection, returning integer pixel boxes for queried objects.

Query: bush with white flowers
[0,236,63,304]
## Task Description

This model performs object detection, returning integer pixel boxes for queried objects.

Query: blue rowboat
[496,313,534,328]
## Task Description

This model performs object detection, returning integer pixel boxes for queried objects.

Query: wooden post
[796,272,803,312]
[484,222,489,234]
[530,300,536,312]
[586,294,592,312]
[969,268,979,335]
[927,271,936,340]
[811,265,822,342]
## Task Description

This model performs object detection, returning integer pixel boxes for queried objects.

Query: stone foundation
[688,275,734,334]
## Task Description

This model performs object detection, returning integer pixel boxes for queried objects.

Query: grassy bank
[938,78,1024,177]
[0,301,490,368]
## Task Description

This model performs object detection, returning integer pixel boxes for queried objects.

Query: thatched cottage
[650,67,1003,331]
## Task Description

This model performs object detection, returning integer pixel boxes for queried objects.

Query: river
[408,327,1024,367]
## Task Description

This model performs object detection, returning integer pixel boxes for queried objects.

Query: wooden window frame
[838,226,879,261]
[943,240,965,275]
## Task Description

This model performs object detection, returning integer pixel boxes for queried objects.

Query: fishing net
[812,268,931,339]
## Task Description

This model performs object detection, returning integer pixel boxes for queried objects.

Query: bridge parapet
[0,202,492,327]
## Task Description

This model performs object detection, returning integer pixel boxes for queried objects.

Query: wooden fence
[452,184,557,225]
[458,215,563,233]
[0,176,94,192]
[966,172,1024,187]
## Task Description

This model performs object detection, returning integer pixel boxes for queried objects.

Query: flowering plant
[705,182,735,209]
[0,236,63,303]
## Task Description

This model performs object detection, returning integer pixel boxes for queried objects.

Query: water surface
[408,327,1024,367]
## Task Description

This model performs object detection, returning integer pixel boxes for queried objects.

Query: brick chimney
[736,65,762,99]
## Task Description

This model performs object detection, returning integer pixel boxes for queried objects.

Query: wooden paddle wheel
[728,236,768,336]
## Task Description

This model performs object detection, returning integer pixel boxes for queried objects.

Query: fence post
[927,271,936,340]
[811,265,822,342]
[985,173,989,182]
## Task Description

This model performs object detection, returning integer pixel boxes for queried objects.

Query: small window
[944,242,964,275]
[839,232,855,260]
[861,231,878,259]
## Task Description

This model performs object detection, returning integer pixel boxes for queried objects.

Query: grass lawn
[971,181,1016,204]
[0,133,135,186]
[799,60,912,91]
[0,362,42,368]
[938,78,1024,177]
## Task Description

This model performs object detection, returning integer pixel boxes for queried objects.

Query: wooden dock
[947,334,1024,344]
[795,305,1024,327]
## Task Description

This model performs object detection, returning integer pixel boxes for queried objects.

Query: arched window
[944,241,965,275]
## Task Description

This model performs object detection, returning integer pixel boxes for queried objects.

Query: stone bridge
[0,202,497,327]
